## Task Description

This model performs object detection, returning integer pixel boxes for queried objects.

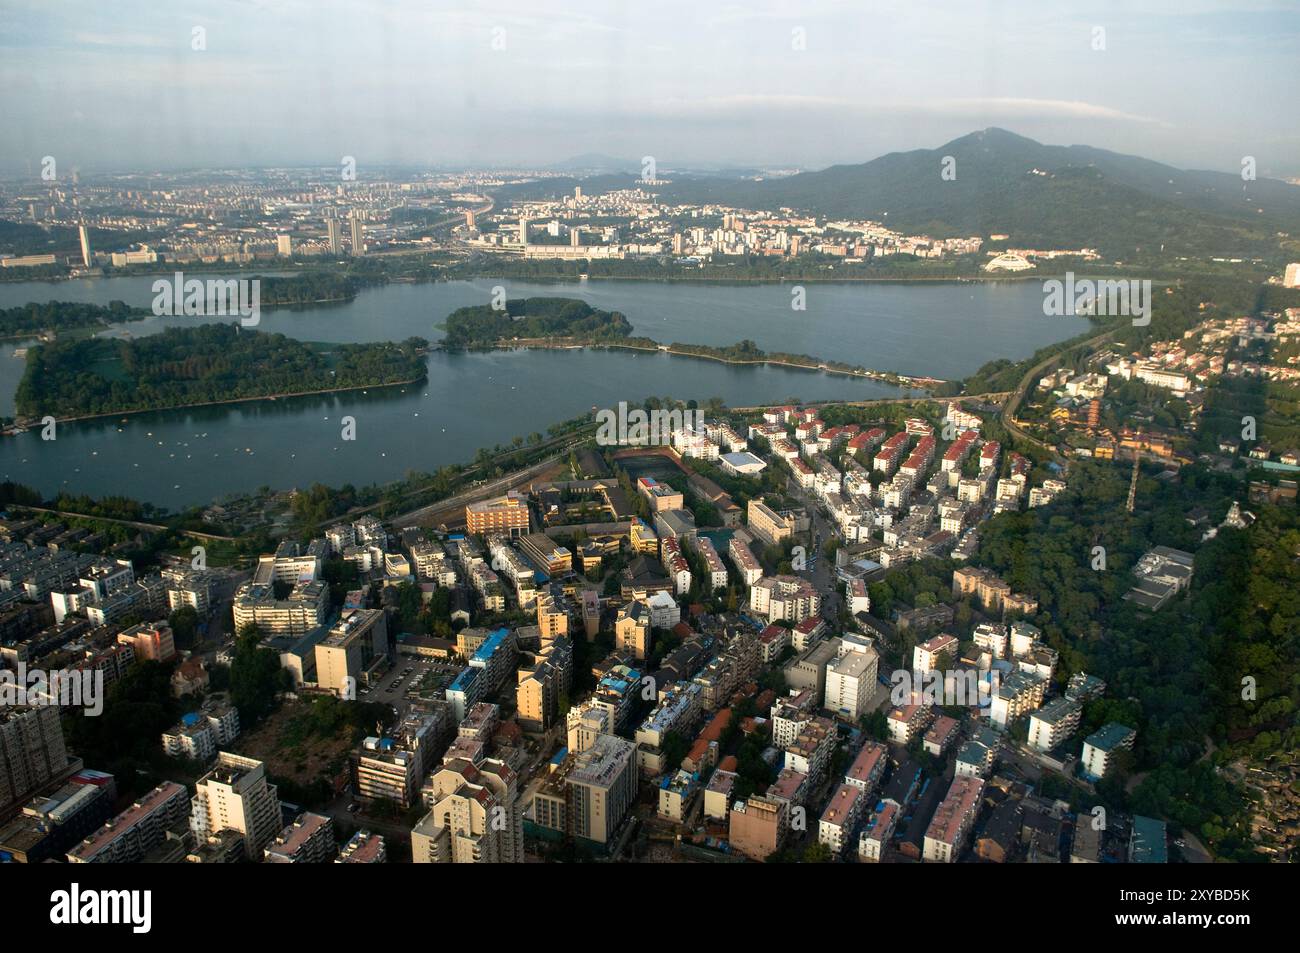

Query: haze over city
[1,0,1298,175]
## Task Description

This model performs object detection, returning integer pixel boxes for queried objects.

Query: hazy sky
[2,0,1298,177]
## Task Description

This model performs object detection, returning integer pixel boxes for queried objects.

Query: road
[11,504,235,541]
[1000,329,1115,461]
[387,439,586,527]
[729,391,1012,414]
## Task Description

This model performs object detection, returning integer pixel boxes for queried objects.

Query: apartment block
[1081,723,1137,780]
[413,757,522,863]
[923,775,984,863]
[729,793,786,861]
[466,492,531,537]
[819,783,865,856]
[746,498,793,548]
[67,781,190,864]
[115,620,176,663]
[1027,697,1082,752]
[0,705,72,813]
[192,753,281,861]
[264,812,336,863]
[750,575,821,623]
[615,599,652,660]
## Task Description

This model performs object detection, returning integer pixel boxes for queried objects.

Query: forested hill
[617,129,1300,260]
[440,297,632,349]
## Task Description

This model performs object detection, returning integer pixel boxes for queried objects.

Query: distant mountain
[650,129,1300,259]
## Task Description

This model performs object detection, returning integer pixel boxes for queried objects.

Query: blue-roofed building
[658,769,698,822]
[1129,815,1168,864]
[590,663,642,733]
[446,666,482,722]
[446,627,516,723]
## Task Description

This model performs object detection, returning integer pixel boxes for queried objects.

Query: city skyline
[1,0,1298,176]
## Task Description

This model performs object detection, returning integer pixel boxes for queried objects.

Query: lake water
[0,275,1085,509]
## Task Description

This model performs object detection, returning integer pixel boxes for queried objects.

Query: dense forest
[0,299,146,336]
[440,296,632,349]
[971,459,1298,860]
[256,272,367,307]
[16,323,427,418]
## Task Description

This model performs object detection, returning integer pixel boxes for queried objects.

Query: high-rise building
[350,704,450,810]
[518,218,529,246]
[0,706,72,813]
[327,217,343,255]
[614,599,651,660]
[412,757,522,863]
[824,645,879,720]
[277,233,293,257]
[350,216,365,256]
[78,224,91,266]
[551,734,637,845]
[191,752,281,861]
[315,608,389,697]
[531,732,639,847]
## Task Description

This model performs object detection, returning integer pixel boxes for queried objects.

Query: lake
[0,275,1085,509]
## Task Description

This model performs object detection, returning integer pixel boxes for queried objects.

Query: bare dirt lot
[234,700,354,789]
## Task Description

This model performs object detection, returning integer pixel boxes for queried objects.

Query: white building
[1081,723,1137,780]
[191,752,281,861]
[823,645,879,721]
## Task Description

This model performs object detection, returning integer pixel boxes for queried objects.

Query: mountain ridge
[514,129,1299,260]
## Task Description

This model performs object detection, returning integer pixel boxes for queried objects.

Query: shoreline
[10,374,427,428]
[471,338,940,388]
[1,267,1198,291]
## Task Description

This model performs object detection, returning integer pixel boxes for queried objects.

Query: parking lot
[361,654,461,716]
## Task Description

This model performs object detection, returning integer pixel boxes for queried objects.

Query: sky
[1,0,1298,178]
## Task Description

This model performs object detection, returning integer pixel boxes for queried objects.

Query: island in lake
[15,323,428,420]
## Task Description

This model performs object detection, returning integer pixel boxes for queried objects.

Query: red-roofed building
[923,715,960,756]
[845,740,887,795]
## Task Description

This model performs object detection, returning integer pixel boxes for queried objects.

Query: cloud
[71,31,169,48]
[645,94,1166,126]
[923,98,1167,125]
